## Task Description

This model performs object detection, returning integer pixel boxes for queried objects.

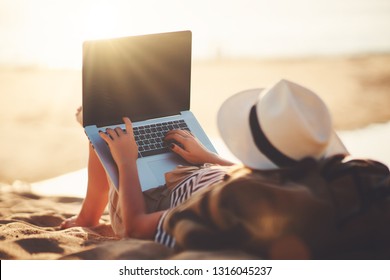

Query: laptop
[82,30,217,191]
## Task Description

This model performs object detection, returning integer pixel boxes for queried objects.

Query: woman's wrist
[117,157,138,171]
[206,152,234,166]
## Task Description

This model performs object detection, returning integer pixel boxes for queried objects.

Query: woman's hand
[164,129,234,166]
[99,117,138,167]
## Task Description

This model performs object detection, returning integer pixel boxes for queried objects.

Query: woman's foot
[60,215,81,229]
[76,106,83,126]
[60,215,99,229]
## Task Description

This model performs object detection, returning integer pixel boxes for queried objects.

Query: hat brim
[217,89,348,170]
[325,129,349,157]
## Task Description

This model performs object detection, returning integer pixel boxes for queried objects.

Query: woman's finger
[123,117,133,133]
[170,142,189,158]
[165,129,189,137]
[164,132,187,145]
[114,127,124,136]
[105,128,118,139]
[99,130,112,143]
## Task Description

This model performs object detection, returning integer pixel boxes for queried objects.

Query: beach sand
[1,54,390,260]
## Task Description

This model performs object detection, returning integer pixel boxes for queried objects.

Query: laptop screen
[82,31,191,127]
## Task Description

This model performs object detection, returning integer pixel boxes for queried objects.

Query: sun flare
[82,2,121,41]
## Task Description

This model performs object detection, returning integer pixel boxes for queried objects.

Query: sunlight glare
[82,2,122,41]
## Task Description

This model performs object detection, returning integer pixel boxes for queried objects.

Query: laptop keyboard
[133,119,190,158]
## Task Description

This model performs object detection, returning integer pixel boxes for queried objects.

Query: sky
[1,0,390,68]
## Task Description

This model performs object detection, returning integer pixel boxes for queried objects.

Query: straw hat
[217,79,348,169]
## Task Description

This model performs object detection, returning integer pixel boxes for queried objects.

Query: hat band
[249,105,297,167]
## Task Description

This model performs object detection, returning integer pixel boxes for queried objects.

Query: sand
[1,54,390,260]
[0,187,260,260]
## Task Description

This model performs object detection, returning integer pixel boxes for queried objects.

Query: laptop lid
[82,30,192,127]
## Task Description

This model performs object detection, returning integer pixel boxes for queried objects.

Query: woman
[60,79,348,247]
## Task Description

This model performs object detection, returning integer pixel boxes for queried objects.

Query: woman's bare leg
[78,144,110,225]
[61,107,109,228]
[60,144,109,228]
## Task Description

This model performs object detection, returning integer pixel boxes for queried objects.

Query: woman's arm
[164,130,235,166]
[100,117,163,239]
[117,160,164,239]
